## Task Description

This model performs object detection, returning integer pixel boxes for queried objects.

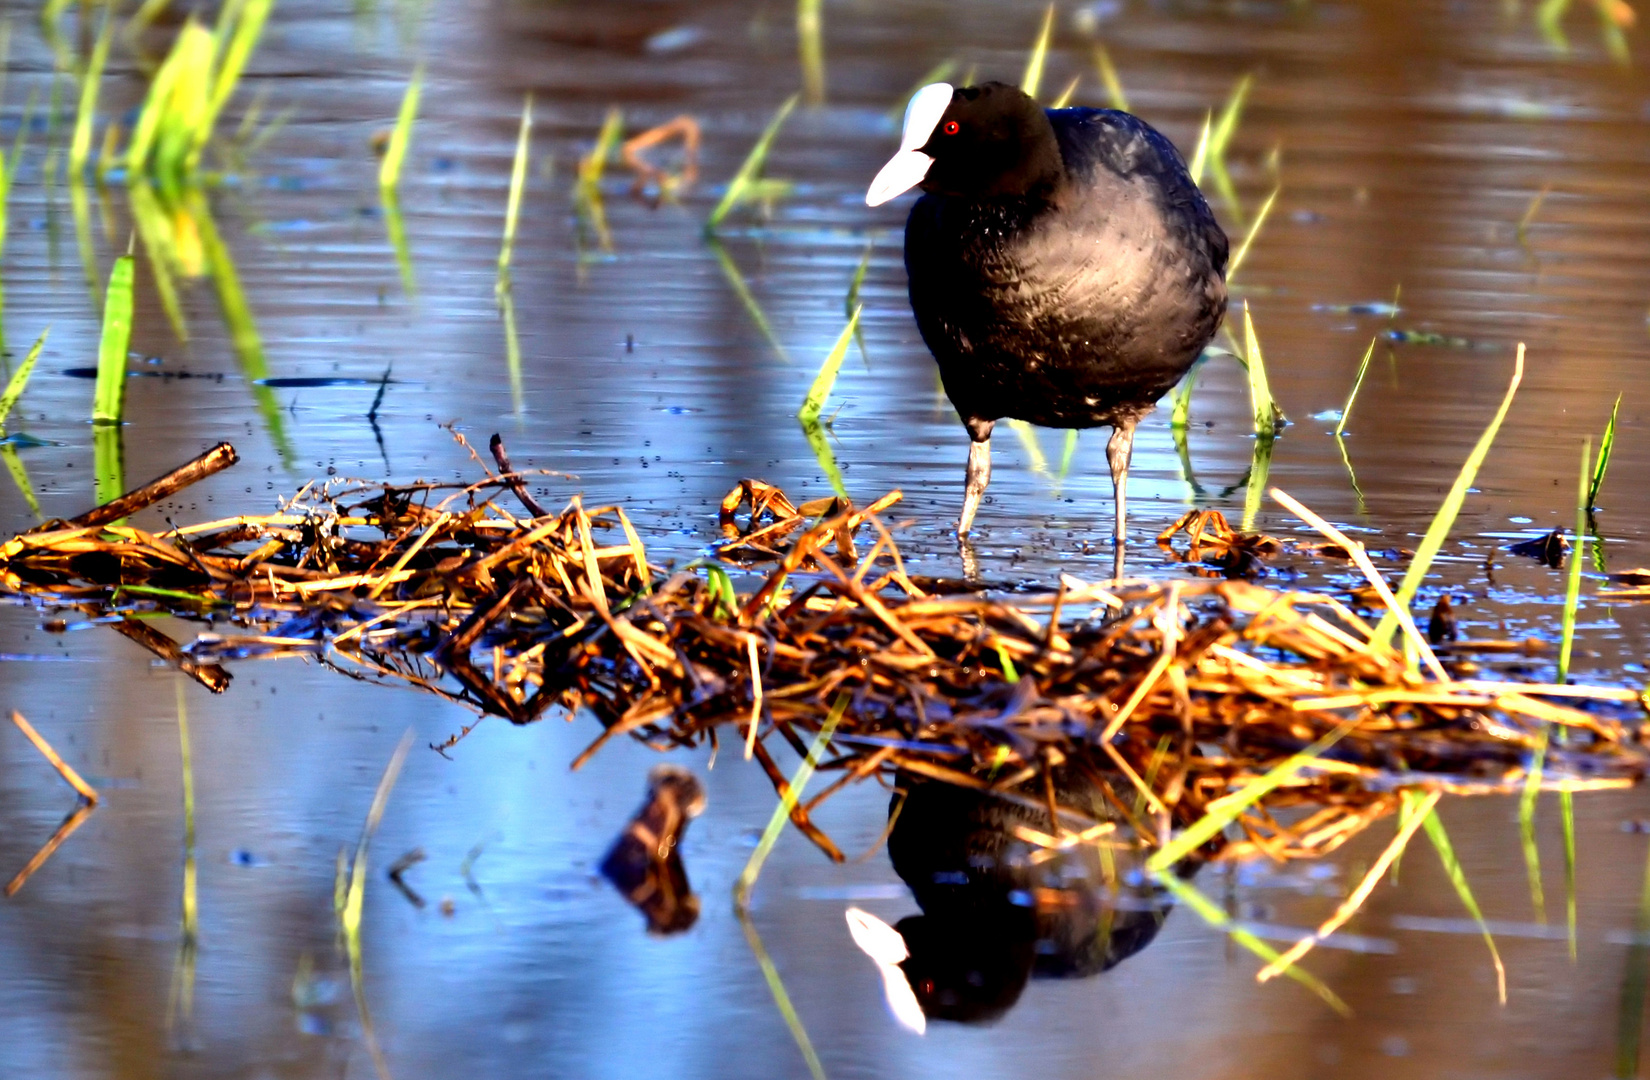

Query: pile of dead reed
[1,442,1646,870]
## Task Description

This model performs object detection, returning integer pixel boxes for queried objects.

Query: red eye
[942,121,960,135]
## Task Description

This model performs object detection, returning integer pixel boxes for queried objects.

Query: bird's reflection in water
[850,771,1204,1029]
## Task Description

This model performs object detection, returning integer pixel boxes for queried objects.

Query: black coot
[867,81,1228,575]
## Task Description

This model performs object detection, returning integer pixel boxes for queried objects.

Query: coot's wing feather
[1048,108,1228,277]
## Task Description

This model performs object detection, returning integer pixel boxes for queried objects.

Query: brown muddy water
[1,1,1649,1077]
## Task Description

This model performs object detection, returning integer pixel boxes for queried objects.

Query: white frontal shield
[865,83,954,207]
[845,907,927,1034]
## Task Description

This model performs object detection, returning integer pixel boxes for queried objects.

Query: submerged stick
[65,442,239,529]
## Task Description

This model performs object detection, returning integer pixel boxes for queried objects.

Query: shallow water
[1,1,1649,1076]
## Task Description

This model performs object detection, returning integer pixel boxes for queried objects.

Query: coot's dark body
[866,82,1228,568]
[906,107,1228,432]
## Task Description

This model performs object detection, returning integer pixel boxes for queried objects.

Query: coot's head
[866,81,1061,207]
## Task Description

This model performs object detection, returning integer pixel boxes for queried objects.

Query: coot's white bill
[865,82,954,207]
[845,907,927,1034]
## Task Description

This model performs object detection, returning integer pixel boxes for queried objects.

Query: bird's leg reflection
[1107,416,1138,581]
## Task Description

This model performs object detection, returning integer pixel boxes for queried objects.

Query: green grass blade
[1148,718,1357,874]
[70,176,101,306]
[1057,428,1078,480]
[0,327,49,432]
[129,180,190,341]
[1009,419,1048,475]
[1561,788,1577,960]
[706,94,798,233]
[126,24,190,174]
[1188,109,1212,185]
[1093,43,1128,111]
[1334,336,1378,437]
[378,63,423,192]
[1588,392,1621,511]
[168,679,198,1030]
[0,445,42,520]
[1519,725,1549,923]
[738,910,828,1080]
[709,238,790,363]
[800,417,848,500]
[1559,438,1590,682]
[797,0,824,106]
[1336,433,1367,516]
[382,190,415,298]
[70,9,112,179]
[1049,76,1081,109]
[798,307,861,423]
[93,255,136,424]
[1020,4,1056,100]
[93,422,124,512]
[1372,344,1525,650]
[195,0,272,166]
[578,107,623,187]
[1242,304,1279,438]
[1243,433,1273,533]
[499,282,524,417]
[1414,793,1507,1004]
[497,94,533,286]
[1208,74,1253,162]
[734,694,847,909]
[1226,183,1279,284]
[1153,870,1350,1016]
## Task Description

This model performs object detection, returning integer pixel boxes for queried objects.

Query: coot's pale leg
[1106,417,1137,580]
[958,435,993,537]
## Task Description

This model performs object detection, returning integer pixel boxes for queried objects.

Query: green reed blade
[93,422,124,512]
[846,241,872,366]
[93,255,135,424]
[800,416,848,500]
[1058,428,1078,480]
[70,175,100,306]
[1208,74,1252,163]
[1153,870,1350,1016]
[1148,718,1358,874]
[1616,836,1650,1077]
[0,328,49,432]
[1559,438,1590,681]
[0,89,37,263]
[70,9,112,179]
[167,680,198,1030]
[1538,0,1572,51]
[1188,109,1212,184]
[1170,358,1200,429]
[734,694,847,909]
[1226,183,1279,284]
[193,0,272,168]
[126,24,191,174]
[1335,433,1367,516]
[1020,3,1056,100]
[0,444,42,520]
[798,307,861,423]
[1414,793,1507,1004]
[152,24,215,186]
[1588,392,1621,511]
[1008,418,1048,476]
[1561,788,1577,959]
[1334,336,1378,438]
[1093,43,1128,111]
[189,188,294,465]
[1372,344,1525,650]
[344,730,410,1080]
[378,63,423,192]
[499,282,524,417]
[1519,725,1549,923]
[709,238,790,363]
[577,107,623,188]
[129,180,191,341]
[382,190,415,298]
[1517,183,1551,247]
[496,94,533,285]
[1242,304,1280,438]
[1050,75,1081,109]
[797,0,824,106]
[1243,432,1273,533]
[706,94,798,233]
[738,910,828,1080]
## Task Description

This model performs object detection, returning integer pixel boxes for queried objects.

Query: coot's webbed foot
[1106,417,1138,580]
[958,418,995,537]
